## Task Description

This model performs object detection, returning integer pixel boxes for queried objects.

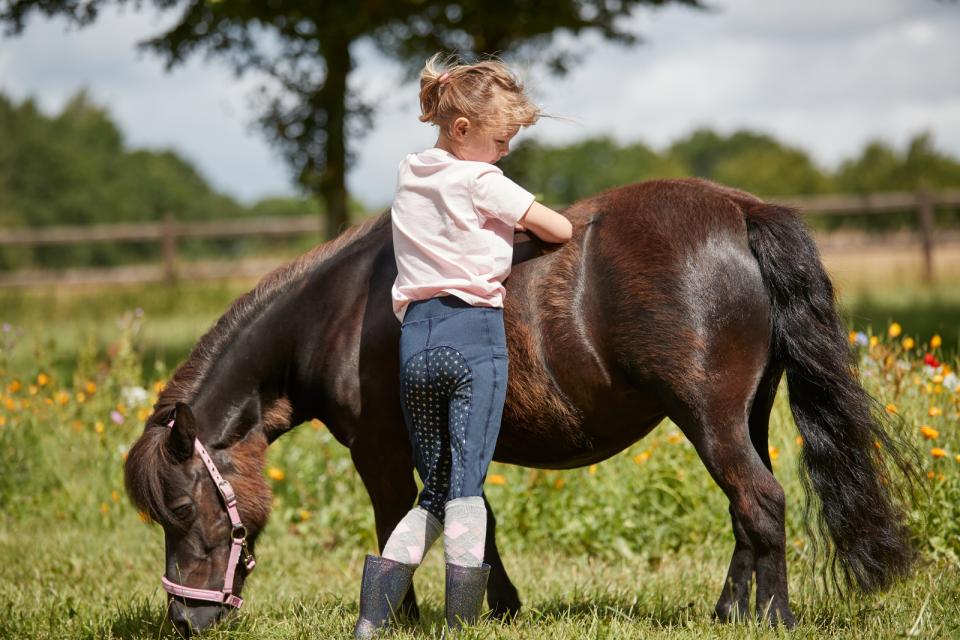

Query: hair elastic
[438,72,450,85]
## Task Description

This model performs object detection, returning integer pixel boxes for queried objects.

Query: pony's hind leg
[713,364,785,623]
[482,493,522,619]
[672,397,796,627]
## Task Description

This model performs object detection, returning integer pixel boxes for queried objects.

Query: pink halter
[162,420,256,608]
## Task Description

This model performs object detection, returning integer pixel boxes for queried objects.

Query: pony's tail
[744,202,916,592]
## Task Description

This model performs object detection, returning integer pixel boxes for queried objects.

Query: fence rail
[1,189,959,288]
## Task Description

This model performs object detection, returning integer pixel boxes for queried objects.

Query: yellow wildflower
[85,381,97,395]
[267,467,285,481]
[931,334,942,349]
[71,420,83,432]
[153,380,166,395]
[111,490,121,503]
[138,511,151,524]
[554,477,565,489]
[588,464,597,475]
[768,446,780,461]
[4,397,15,411]
[926,470,936,479]
[94,421,105,434]
[137,407,152,422]
[869,336,879,348]
[37,372,49,386]
[299,509,311,522]
[487,474,507,485]
[848,331,857,344]
[311,419,325,430]
[28,385,38,396]
[955,455,960,464]
[0,416,6,427]
[634,451,651,464]
[7,380,21,394]
[795,436,803,446]
[929,406,942,417]
[100,502,110,515]
[931,448,947,459]
[667,432,684,444]
[888,322,902,338]
[885,403,898,415]
[919,425,939,440]
[901,337,915,350]
[75,392,86,404]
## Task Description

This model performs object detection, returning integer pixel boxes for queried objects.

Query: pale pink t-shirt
[391,147,536,322]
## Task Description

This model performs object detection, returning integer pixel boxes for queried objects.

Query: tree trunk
[318,38,352,239]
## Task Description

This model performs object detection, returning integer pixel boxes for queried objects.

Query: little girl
[354,54,572,638]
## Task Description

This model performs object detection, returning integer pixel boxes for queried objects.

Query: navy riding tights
[399,295,509,521]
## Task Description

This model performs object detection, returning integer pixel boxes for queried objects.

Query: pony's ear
[166,402,197,461]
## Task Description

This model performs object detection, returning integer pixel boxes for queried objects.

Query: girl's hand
[514,222,526,232]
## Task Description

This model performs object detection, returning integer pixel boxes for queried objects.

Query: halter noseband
[161,420,256,608]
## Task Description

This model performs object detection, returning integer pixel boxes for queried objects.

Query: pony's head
[124,402,271,637]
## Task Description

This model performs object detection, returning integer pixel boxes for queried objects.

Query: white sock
[381,506,443,566]
[444,496,487,567]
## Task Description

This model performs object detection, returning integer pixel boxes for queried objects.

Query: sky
[1,0,958,208]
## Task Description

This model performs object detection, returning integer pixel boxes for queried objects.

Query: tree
[499,137,687,204]
[2,0,702,238]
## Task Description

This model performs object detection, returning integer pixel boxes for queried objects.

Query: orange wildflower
[919,425,939,440]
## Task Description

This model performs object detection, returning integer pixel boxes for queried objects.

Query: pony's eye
[171,501,195,520]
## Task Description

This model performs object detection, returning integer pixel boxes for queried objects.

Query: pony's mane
[148,211,390,426]
[126,211,389,525]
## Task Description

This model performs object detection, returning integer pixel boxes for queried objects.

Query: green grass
[2,279,960,638]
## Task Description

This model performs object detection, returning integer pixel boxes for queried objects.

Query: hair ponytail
[417,53,540,132]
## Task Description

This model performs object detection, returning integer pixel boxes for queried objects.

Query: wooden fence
[1,189,959,288]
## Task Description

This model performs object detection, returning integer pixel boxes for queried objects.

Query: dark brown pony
[125,178,914,636]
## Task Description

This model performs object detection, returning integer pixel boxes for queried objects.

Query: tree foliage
[0,92,326,270]
[1,0,703,238]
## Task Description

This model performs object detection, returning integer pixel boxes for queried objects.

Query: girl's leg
[443,330,509,569]
[382,506,442,566]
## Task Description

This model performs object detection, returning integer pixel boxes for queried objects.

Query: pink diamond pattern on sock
[406,546,424,564]
[445,521,469,539]
[469,542,485,562]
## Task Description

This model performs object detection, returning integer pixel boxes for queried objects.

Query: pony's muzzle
[168,599,227,637]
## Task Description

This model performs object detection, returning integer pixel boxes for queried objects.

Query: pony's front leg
[483,493,522,619]
[350,441,421,620]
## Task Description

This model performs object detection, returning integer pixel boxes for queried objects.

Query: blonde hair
[419,53,540,134]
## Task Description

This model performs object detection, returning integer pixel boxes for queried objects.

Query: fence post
[916,189,934,284]
[162,212,178,283]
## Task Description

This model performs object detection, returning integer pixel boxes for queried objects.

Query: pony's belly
[494,400,666,469]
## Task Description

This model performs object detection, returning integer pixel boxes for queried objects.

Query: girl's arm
[518,201,573,244]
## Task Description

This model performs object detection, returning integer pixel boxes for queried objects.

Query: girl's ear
[451,116,470,139]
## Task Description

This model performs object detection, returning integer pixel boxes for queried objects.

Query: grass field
[1,260,960,638]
